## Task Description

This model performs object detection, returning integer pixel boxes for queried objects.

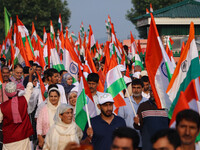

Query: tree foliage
[0,0,71,41]
[126,0,183,38]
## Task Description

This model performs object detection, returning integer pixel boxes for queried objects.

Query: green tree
[126,0,183,38]
[0,0,71,42]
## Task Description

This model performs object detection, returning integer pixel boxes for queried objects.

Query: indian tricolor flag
[166,36,176,69]
[130,31,143,70]
[167,22,200,118]
[75,65,96,130]
[0,70,3,90]
[47,33,64,72]
[105,55,126,114]
[17,16,34,56]
[80,21,85,38]
[145,13,174,109]
[31,22,37,42]
[88,25,96,50]
[169,79,200,128]
[50,20,55,41]
[63,36,80,81]
[43,27,47,44]
[58,13,63,32]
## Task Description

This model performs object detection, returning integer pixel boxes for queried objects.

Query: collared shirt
[118,96,148,147]
[92,91,103,115]
[142,91,150,99]
[82,115,126,150]
[118,96,148,127]
[9,76,24,85]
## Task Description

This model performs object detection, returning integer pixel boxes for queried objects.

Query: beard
[101,109,113,117]
[133,93,141,97]
[144,87,149,92]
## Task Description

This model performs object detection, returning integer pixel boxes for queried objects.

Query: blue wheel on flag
[69,62,78,75]
[161,62,168,78]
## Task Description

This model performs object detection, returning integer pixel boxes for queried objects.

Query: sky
[67,0,138,43]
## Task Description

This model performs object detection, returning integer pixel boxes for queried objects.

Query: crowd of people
[0,57,199,150]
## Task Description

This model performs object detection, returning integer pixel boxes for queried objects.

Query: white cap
[141,70,148,77]
[5,82,17,93]
[118,64,126,72]
[132,72,141,79]
[99,93,114,104]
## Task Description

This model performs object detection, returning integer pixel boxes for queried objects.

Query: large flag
[167,22,200,118]
[75,65,96,130]
[105,55,126,114]
[145,13,174,109]
[169,79,200,128]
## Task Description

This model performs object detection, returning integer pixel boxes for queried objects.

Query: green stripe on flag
[168,57,200,118]
[52,64,65,72]
[165,62,173,82]
[72,77,77,84]
[196,133,200,142]
[75,90,88,130]
[27,36,35,55]
[106,78,126,97]
[4,7,10,37]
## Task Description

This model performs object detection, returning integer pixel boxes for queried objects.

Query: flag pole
[125,84,141,126]
[85,98,91,127]
[116,66,140,126]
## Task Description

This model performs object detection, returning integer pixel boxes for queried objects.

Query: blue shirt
[118,96,148,127]
[118,96,148,147]
[82,115,126,150]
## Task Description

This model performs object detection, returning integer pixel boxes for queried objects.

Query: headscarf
[61,73,75,94]
[47,87,61,126]
[67,91,78,107]
[5,82,22,123]
[53,103,73,124]
[49,104,79,150]
[23,75,36,88]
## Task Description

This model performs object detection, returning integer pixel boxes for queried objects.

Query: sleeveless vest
[0,96,34,143]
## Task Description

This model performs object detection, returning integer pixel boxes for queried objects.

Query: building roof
[133,0,200,21]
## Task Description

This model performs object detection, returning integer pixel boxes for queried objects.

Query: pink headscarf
[5,82,24,124]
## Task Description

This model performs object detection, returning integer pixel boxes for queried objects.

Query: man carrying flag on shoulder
[81,93,126,150]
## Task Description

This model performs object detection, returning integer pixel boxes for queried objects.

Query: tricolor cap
[99,93,114,104]
[118,64,126,72]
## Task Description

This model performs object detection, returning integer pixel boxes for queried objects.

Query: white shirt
[92,91,104,115]
[142,91,150,99]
